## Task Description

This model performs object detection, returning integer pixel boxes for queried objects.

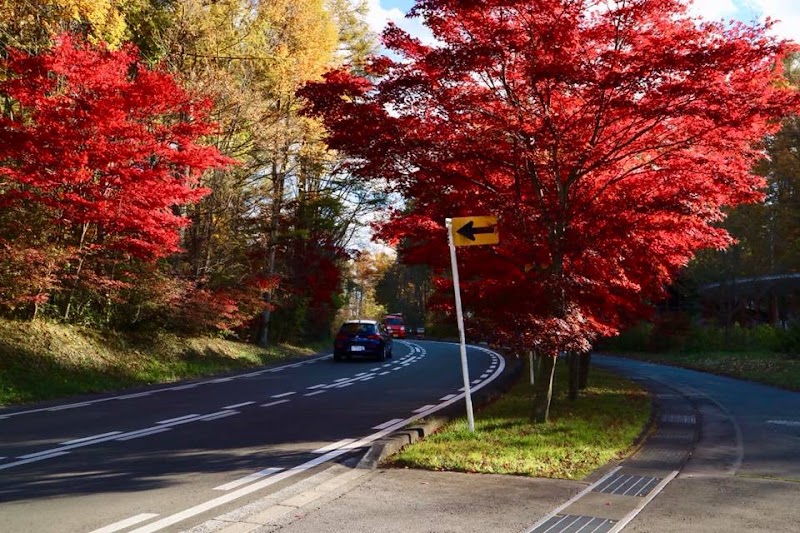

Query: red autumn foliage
[302,0,800,355]
[0,34,232,260]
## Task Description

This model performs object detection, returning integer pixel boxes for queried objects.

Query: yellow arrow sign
[450,216,499,247]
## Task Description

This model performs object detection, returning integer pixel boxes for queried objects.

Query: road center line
[261,399,291,408]
[61,431,123,446]
[271,392,296,399]
[158,414,201,425]
[223,401,255,409]
[0,451,70,470]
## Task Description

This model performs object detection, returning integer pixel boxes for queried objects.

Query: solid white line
[170,384,198,391]
[224,402,255,409]
[214,467,283,491]
[0,452,70,470]
[48,402,91,411]
[61,432,122,446]
[88,513,159,533]
[261,400,290,408]
[115,392,152,399]
[239,371,264,377]
[372,418,404,430]
[158,414,201,425]
[267,368,284,373]
[271,392,296,399]
[116,428,171,441]
[766,420,800,427]
[608,471,679,533]
[523,467,623,533]
[210,378,233,383]
[304,391,326,397]
[312,438,358,454]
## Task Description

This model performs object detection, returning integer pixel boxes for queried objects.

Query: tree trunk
[532,355,557,423]
[578,351,592,390]
[567,351,579,401]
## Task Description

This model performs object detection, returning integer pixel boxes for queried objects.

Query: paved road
[0,340,504,533]
[595,355,800,532]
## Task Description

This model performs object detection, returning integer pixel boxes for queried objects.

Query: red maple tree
[0,35,232,317]
[303,0,800,419]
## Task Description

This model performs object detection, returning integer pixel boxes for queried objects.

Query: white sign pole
[446,218,476,432]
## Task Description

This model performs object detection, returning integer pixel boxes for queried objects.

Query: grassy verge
[606,351,800,391]
[0,318,321,407]
[383,361,651,480]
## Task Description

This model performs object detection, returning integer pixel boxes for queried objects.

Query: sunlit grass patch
[384,362,651,479]
[615,351,800,391]
[0,318,318,406]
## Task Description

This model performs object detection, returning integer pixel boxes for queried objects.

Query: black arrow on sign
[456,220,496,241]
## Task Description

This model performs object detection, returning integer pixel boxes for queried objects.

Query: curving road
[0,340,504,533]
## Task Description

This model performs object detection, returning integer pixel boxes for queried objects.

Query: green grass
[0,318,319,406]
[609,351,800,391]
[384,362,651,480]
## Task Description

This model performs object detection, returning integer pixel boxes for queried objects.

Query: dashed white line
[439,394,458,401]
[224,401,255,410]
[307,384,327,390]
[334,382,354,388]
[304,390,326,397]
[158,414,201,425]
[413,405,436,413]
[271,392,296,399]
[199,411,238,422]
[87,513,159,533]
[116,428,171,441]
[61,432,122,446]
[0,452,70,470]
[261,399,291,408]
[378,371,390,376]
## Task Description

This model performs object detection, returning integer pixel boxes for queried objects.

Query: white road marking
[124,349,507,533]
[214,467,284,491]
[87,513,159,533]
[378,371,390,376]
[372,418,404,430]
[61,432,122,446]
[199,411,238,422]
[471,379,481,384]
[169,384,198,391]
[439,394,458,401]
[210,378,233,383]
[223,401,255,409]
[158,414,201,425]
[267,368,284,373]
[239,371,264,377]
[767,420,800,427]
[413,405,436,413]
[116,428,171,441]
[312,438,358,454]
[304,390,326,397]
[48,402,91,411]
[333,378,349,383]
[271,392,296,399]
[0,451,70,470]
[307,384,327,390]
[115,392,151,400]
[335,382,354,388]
[261,399,291,408]
[369,368,381,372]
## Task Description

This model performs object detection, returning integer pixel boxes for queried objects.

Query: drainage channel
[525,375,698,533]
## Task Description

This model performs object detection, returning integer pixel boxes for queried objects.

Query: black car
[333,319,393,362]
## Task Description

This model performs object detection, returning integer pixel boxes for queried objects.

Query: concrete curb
[357,349,523,469]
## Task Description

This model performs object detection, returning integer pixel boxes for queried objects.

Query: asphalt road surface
[0,340,504,533]
[596,355,800,532]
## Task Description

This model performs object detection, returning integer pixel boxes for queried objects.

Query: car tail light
[367,334,381,340]
[335,333,348,341]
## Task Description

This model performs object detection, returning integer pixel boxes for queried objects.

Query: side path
[184,354,800,533]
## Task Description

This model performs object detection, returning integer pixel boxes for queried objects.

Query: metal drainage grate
[660,413,696,425]
[530,514,616,533]
[592,473,662,497]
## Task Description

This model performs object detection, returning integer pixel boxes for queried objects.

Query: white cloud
[689,0,800,42]
[364,0,436,47]
[688,0,740,20]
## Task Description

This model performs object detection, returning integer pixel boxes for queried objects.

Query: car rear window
[384,317,404,325]
[339,323,377,335]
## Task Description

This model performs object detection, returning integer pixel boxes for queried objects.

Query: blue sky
[367,1,800,43]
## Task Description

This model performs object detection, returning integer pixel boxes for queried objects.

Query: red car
[383,314,406,339]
